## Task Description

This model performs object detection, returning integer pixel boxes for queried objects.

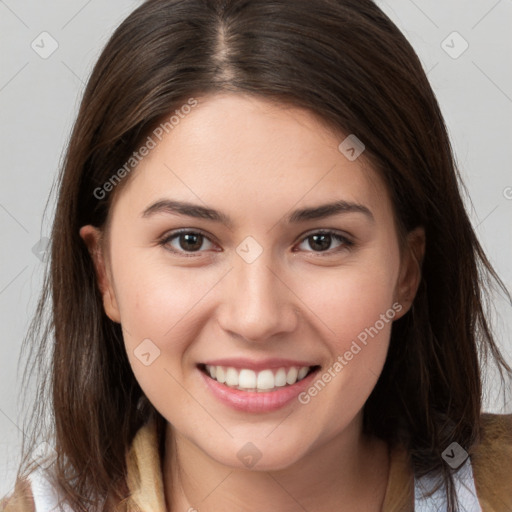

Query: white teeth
[225,367,239,386]
[216,366,226,383]
[204,364,313,391]
[238,369,256,388]
[286,367,298,385]
[297,367,309,380]
[256,370,275,390]
[274,368,287,387]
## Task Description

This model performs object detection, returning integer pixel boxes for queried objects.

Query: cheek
[112,256,221,418]
[296,260,398,345]
[293,267,400,428]
[112,252,227,354]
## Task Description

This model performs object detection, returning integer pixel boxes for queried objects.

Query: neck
[163,414,390,512]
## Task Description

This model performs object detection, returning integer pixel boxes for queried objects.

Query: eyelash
[158,228,355,258]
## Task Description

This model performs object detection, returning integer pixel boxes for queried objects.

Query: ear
[79,225,121,323]
[393,226,425,320]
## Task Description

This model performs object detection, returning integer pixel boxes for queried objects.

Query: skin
[81,93,425,511]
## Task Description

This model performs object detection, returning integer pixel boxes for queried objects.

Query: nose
[217,251,298,343]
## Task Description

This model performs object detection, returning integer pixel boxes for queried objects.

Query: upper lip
[200,358,320,372]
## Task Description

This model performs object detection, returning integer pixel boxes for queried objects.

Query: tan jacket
[2,414,511,511]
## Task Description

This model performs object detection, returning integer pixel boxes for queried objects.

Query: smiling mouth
[198,363,321,392]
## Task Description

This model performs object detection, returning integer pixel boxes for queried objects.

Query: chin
[206,436,311,472]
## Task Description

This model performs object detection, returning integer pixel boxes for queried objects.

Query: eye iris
[180,233,203,251]
[309,234,331,251]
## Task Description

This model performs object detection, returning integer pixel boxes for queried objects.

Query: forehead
[111,93,393,226]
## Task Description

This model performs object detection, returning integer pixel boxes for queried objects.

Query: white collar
[414,457,482,511]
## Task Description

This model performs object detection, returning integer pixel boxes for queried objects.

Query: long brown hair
[14,0,511,510]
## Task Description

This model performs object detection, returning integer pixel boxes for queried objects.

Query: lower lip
[199,367,320,413]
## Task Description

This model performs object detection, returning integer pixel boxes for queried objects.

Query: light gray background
[1,0,511,497]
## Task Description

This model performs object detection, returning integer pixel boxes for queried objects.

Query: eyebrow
[141,199,374,227]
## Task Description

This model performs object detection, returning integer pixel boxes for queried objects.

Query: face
[81,93,423,471]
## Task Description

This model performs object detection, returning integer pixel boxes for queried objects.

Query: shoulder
[0,467,74,512]
[472,413,512,511]
[476,412,512,446]
[0,477,35,512]
[414,414,512,511]
[1,468,131,512]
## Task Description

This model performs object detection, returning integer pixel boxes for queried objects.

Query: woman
[2,0,511,511]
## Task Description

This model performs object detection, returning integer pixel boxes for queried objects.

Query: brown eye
[177,232,204,251]
[296,231,353,254]
[307,233,333,252]
[161,230,216,255]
